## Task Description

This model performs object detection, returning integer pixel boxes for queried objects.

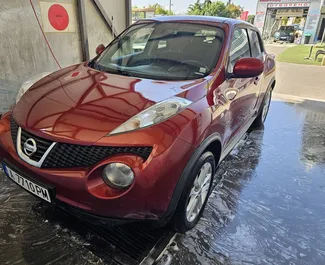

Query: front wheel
[172,151,216,233]
[252,89,272,128]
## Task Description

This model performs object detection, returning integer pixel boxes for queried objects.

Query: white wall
[84,0,114,59]
[99,0,127,35]
[0,0,130,112]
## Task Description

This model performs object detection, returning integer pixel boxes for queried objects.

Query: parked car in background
[0,16,276,233]
[274,25,296,43]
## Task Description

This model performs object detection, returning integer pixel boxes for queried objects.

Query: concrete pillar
[303,0,323,43]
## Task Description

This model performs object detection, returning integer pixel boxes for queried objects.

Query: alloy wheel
[186,162,212,223]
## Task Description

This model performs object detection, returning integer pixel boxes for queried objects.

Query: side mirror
[232,58,264,78]
[96,44,105,55]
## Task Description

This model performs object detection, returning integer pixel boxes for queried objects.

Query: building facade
[255,0,325,43]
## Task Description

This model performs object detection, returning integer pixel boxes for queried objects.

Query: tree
[226,3,242,18]
[247,15,255,24]
[188,1,204,15]
[187,0,242,18]
[148,3,174,15]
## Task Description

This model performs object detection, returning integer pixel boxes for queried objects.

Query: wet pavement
[1,99,325,265]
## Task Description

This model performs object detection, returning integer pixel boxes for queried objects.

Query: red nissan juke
[0,16,275,232]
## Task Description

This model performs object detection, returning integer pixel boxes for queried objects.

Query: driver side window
[228,28,251,74]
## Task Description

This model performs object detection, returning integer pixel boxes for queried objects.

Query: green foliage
[187,0,243,18]
[277,45,324,66]
[248,15,255,24]
[148,4,174,15]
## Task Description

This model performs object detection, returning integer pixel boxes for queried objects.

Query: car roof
[137,15,252,27]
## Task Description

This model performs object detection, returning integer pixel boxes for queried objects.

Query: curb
[273,93,325,103]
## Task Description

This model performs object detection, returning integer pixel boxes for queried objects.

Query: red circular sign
[48,4,69,31]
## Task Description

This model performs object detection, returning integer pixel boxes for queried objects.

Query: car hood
[13,63,206,144]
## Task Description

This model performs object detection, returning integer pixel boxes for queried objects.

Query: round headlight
[102,163,134,189]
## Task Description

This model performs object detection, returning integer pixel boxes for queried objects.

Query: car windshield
[91,22,224,81]
[279,26,294,33]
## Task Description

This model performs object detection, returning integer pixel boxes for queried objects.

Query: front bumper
[0,114,195,222]
[275,35,294,42]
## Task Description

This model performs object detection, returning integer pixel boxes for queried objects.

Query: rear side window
[248,30,262,58]
[228,28,251,73]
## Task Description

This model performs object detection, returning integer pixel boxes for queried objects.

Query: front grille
[10,117,19,149]
[10,117,152,169]
[20,128,53,162]
[42,144,152,169]
[10,117,53,161]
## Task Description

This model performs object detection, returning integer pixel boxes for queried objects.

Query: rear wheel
[173,151,215,233]
[252,89,272,128]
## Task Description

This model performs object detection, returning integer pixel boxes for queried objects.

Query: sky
[132,0,258,15]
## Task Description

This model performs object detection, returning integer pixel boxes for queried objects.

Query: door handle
[225,90,238,101]
[254,76,260,85]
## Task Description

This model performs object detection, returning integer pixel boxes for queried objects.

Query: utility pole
[228,0,231,5]
[169,0,172,15]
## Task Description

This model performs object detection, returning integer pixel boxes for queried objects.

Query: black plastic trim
[53,200,145,226]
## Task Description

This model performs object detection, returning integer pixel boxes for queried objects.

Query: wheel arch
[158,133,222,225]
[205,139,222,166]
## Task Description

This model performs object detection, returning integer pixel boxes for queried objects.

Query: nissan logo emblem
[23,138,37,157]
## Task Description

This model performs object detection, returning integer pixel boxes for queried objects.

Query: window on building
[228,28,251,73]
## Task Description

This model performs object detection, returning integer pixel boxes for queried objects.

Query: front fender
[158,132,222,225]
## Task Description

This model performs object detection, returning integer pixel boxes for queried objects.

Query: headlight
[290,32,294,36]
[102,163,134,189]
[109,97,192,135]
[16,72,51,103]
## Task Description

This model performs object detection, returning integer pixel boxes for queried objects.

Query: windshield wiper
[118,70,134,77]
[92,62,134,77]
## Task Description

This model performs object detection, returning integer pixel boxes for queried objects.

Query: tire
[172,151,216,233]
[252,88,272,128]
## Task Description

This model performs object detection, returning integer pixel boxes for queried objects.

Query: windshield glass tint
[280,26,294,32]
[94,22,224,81]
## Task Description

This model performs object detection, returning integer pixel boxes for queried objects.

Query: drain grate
[34,203,174,265]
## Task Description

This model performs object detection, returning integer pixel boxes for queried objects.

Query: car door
[222,27,260,146]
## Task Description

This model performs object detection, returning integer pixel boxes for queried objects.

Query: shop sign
[268,3,310,8]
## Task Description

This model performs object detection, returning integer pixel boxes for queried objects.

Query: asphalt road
[266,44,325,102]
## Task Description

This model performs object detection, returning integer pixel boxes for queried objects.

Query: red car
[0,16,275,232]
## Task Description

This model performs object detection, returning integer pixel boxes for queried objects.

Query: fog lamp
[102,163,134,189]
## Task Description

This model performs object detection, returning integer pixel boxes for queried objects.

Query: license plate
[2,163,51,203]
